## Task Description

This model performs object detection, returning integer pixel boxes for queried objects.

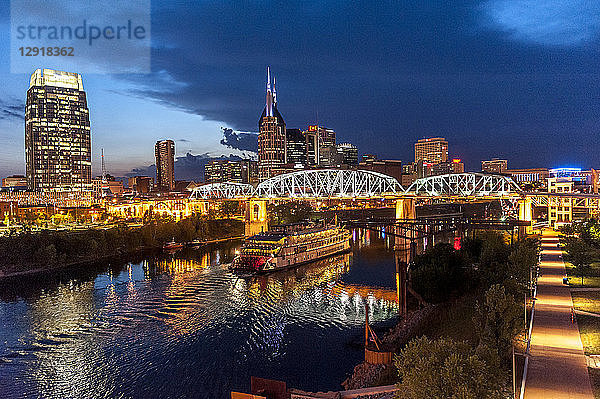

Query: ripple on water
[0,234,402,398]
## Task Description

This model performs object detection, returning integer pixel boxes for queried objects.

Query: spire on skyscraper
[273,76,277,106]
[265,66,273,117]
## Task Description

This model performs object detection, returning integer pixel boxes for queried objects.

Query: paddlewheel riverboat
[231,222,351,273]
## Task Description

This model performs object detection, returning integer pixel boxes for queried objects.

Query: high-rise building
[481,158,508,174]
[414,137,448,165]
[155,140,175,191]
[25,69,91,191]
[305,129,319,167]
[431,159,464,176]
[337,143,358,166]
[129,176,153,193]
[258,67,286,180]
[204,159,258,184]
[319,145,342,168]
[285,129,307,168]
[307,125,336,147]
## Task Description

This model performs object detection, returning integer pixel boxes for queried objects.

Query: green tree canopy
[563,237,594,285]
[410,243,467,303]
[473,284,522,361]
[395,336,505,399]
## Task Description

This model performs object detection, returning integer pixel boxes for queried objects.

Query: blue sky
[0,0,599,179]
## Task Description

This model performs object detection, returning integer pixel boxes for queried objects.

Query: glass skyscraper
[155,139,175,191]
[25,69,92,191]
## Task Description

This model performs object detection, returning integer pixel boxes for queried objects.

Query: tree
[395,336,505,399]
[410,243,467,303]
[477,232,511,288]
[269,201,313,225]
[506,238,539,294]
[564,238,594,286]
[219,201,239,218]
[473,284,522,361]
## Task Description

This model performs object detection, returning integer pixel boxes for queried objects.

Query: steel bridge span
[189,169,523,200]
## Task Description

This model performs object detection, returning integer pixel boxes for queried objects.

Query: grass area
[565,261,600,288]
[416,295,480,345]
[576,315,600,356]
[573,292,600,314]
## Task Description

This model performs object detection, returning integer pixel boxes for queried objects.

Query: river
[0,229,401,398]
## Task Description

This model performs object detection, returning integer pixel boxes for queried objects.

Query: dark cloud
[126,152,247,182]
[219,128,258,153]
[121,1,600,170]
[0,100,24,121]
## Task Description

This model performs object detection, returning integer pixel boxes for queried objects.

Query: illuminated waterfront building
[481,158,508,174]
[25,69,92,192]
[155,140,175,191]
[205,159,258,184]
[414,137,448,165]
[258,67,286,180]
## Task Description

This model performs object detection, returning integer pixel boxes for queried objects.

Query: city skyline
[0,1,599,180]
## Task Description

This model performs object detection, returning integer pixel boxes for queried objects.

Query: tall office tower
[414,137,448,165]
[155,139,175,191]
[302,125,336,167]
[258,67,286,180]
[285,128,307,167]
[25,69,91,191]
[481,158,508,174]
[305,129,319,166]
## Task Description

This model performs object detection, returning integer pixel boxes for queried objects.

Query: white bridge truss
[189,170,523,199]
[254,169,404,198]
[406,173,522,197]
[189,182,254,199]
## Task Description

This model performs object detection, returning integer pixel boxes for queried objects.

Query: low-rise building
[2,175,27,188]
[505,168,549,188]
[359,159,402,181]
[481,159,508,174]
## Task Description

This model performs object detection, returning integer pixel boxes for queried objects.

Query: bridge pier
[395,198,416,220]
[395,247,410,317]
[245,199,268,236]
[518,197,533,235]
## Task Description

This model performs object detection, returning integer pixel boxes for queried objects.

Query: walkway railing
[519,282,538,399]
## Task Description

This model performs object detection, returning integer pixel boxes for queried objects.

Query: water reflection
[0,230,399,398]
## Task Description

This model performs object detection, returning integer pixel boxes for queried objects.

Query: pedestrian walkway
[523,230,594,398]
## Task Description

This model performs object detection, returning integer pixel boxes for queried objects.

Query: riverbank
[342,304,438,389]
[0,216,243,278]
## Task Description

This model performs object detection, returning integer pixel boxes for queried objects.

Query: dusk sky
[0,0,599,179]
